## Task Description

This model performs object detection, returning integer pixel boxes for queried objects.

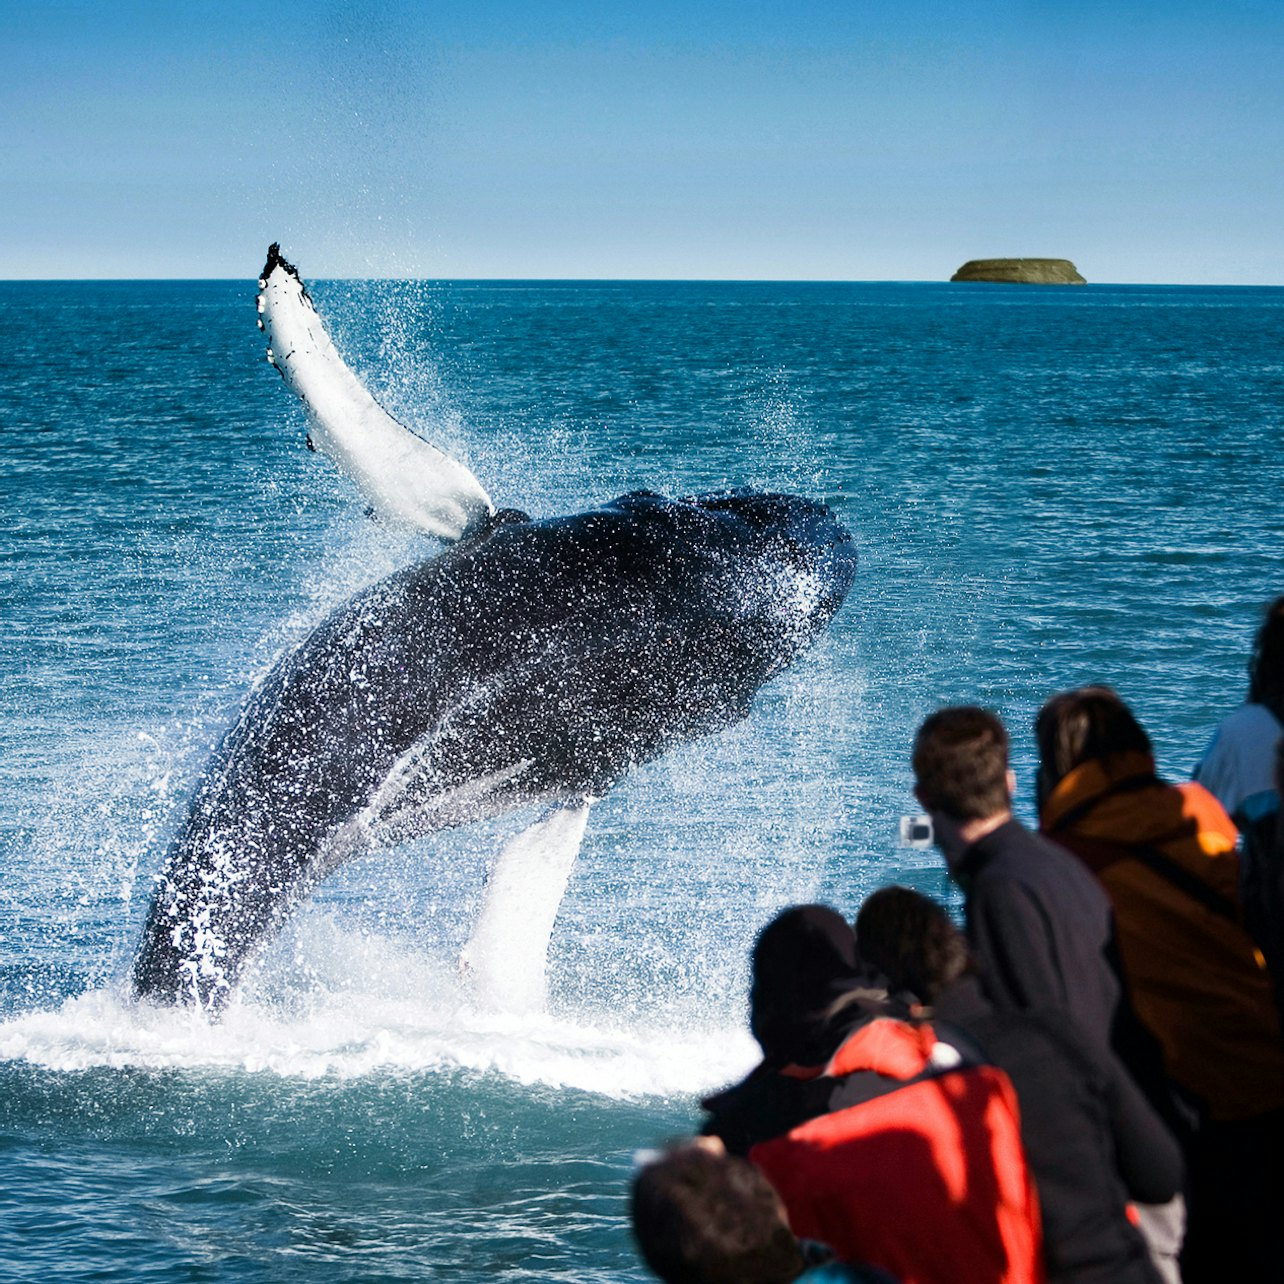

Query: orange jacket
[1041,751,1284,1122]
[750,1018,1045,1284]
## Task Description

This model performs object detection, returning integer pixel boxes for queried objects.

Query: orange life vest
[750,1017,1045,1284]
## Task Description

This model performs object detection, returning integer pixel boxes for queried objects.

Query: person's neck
[938,809,1012,873]
[955,809,1011,847]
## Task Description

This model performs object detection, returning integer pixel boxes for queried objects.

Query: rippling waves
[2,279,1282,1278]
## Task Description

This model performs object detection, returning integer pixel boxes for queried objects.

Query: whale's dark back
[132,490,856,1007]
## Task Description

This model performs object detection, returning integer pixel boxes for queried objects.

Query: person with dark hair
[630,1139,895,1284]
[1035,685,1284,1122]
[700,904,878,1156]
[910,706,1126,1047]
[701,903,1044,1284]
[1035,684,1284,1283]
[854,886,973,1006]
[856,887,1182,1284]
[749,904,867,1068]
[1195,597,1284,994]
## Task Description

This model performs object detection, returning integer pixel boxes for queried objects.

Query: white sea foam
[0,926,756,1100]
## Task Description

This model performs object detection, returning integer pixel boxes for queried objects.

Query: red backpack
[751,1017,1045,1284]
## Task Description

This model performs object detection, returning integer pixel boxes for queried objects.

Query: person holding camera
[910,707,1187,1281]
[910,706,1125,1046]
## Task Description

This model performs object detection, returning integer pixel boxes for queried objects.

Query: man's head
[1033,686,1152,805]
[631,1139,804,1284]
[854,886,973,1006]
[911,707,1013,823]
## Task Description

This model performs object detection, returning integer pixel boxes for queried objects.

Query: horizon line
[3,275,1282,289]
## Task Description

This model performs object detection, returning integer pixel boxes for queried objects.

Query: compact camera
[899,814,934,848]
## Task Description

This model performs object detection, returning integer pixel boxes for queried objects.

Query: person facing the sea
[1194,595,1284,989]
[1193,595,1284,825]
[699,905,872,1156]
[700,904,1044,1284]
[855,885,1181,1284]
[909,707,1126,1044]
[630,1138,897,1283]
[1034,685,1284,1283]
[1036,686,1284,1121]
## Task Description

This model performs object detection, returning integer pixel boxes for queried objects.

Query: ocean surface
[2,277,1283,1280]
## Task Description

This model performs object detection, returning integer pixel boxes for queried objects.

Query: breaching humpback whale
[131,245,856,1011]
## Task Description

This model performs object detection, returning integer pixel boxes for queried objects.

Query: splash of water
[0,916,756,1098]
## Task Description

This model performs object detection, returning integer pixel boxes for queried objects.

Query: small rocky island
[950,258,1086,285]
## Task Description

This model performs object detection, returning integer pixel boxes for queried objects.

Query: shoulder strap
[1129,843,1241,925]
[1046,773,1241,924]
[1045,771,1159,834]
[823,1018,990,1115]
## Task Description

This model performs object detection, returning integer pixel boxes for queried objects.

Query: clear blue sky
[3,1,1282,282]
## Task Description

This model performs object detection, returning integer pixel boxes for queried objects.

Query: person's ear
[1006,769,1017,800]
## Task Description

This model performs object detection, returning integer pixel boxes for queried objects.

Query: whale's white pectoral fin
[459,800,595,1013]
[257,244,495,542]
[365,755,538,846]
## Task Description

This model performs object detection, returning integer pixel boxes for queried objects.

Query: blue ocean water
[2,277,1283,1280]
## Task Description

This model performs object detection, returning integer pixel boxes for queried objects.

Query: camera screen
[899,814,934,848]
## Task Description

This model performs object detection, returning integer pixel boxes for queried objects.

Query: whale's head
[684,488,857,672]
[687,488,856,588]
[581,489,855,686]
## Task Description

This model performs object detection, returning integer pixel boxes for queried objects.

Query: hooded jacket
[1040,751,1284,1122]
[749,904,865,1067]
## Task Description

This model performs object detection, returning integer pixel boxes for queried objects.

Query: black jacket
[934,977,1181,1284]
[701,1002,876,1157]
[958,819,1124,1045]
[957,819,1187,1137]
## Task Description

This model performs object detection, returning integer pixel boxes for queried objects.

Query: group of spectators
[629,597,1284,1284]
